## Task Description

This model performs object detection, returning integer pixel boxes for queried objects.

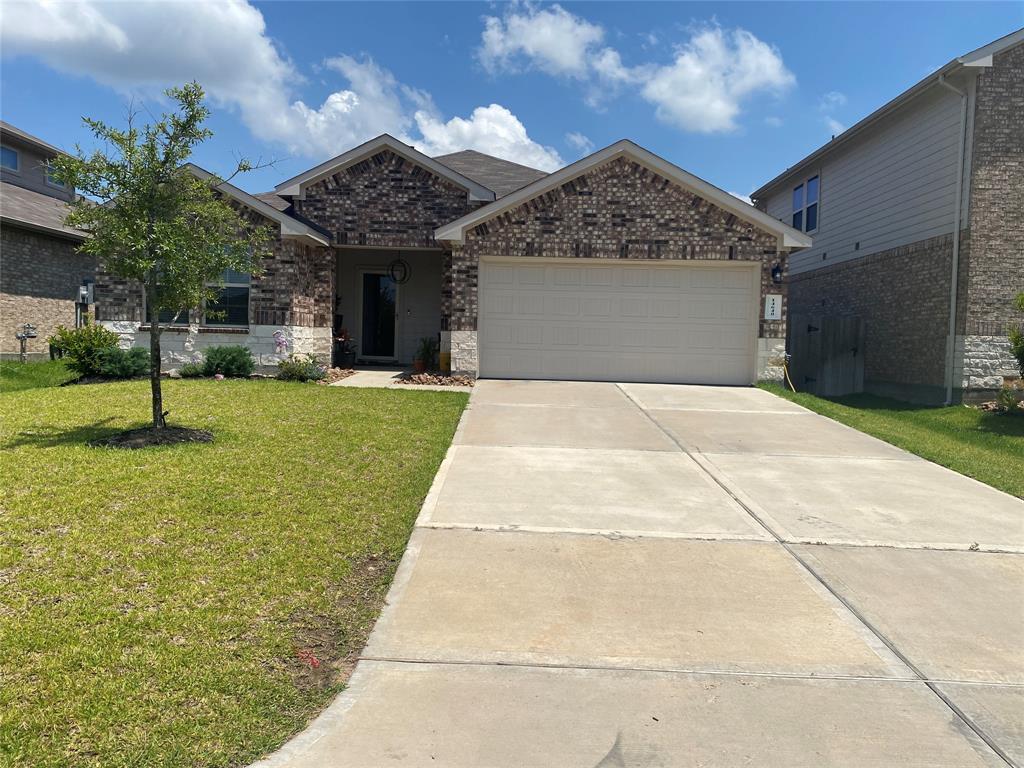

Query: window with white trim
[792,174,819,233]
[203,268,250,327]
[1,145,19,171]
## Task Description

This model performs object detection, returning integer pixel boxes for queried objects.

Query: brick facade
[788,234,956,398]
[963,41,1024,338]
[1,224,94,357]
[445,156,785,339]
[293,149,481,248]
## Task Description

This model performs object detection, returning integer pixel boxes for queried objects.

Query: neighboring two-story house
[0,121,92,359]
[753,28,1023,404]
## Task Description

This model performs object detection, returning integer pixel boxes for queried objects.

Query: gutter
[938,74,969,405]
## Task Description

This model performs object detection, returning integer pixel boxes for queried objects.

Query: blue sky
[2,2,1020,197]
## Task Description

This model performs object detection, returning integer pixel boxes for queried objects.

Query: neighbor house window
[792,174,820,233]
[1,146,19,171]
[203,268,250,326]
[46,162,65,188]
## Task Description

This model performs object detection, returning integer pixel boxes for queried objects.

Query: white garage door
[479,258,759,385]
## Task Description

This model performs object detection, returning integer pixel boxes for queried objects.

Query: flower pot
[413,358,427,373]
[338,351,356,369]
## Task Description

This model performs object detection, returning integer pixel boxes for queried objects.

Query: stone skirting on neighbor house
[100,321,332,369]
[1,224,94,358]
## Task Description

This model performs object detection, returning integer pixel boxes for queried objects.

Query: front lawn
[0,379,467,767]
[0,359,79,392]
[759,382,1024,498]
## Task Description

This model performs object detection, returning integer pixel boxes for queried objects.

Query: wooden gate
[788,315,865,396]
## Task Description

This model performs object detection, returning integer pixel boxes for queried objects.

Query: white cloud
[414,104,563,171]
[728,191,753,205]
[565,131,594,156]
[479,3,604,78]
[765,116,784,127]
[641,27,795,132]
[824,116,846,135]
[1,0,559,169]
[477,9,794,134]
[818,91,847,111]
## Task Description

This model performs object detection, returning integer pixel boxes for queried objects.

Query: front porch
[333,248,444,368]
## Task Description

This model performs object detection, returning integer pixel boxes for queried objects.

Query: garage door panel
[480,260,756,385]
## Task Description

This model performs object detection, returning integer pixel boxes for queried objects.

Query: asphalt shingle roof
[0,182,85,239]
[433,150,549,198]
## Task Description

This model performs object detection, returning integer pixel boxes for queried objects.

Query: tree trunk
[148,281,165,429]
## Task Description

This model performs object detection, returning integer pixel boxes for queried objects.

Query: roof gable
[435,140,811,250]
[185,164,329,246]
[274,134,495,202]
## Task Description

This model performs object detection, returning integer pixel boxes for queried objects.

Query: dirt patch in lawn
[90,426,214,449]
[286,552,399,693]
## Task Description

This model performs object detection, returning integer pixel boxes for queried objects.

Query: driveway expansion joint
[614,383,1018,768]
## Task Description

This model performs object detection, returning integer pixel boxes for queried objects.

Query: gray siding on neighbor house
[763,82,970,277]
[0,140,73,203]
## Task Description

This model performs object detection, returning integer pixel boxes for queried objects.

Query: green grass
[759,382,1024,498]
[0,379,468,767]
[0,359,79,392]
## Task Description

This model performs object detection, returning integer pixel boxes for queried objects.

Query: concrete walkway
[256,380,1024,768]
[330,367,474,392]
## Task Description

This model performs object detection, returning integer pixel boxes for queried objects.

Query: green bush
[179,362,205,378]
[994,385,1023,415]
[202,345,255,378]
[96,347,150,379]
[277,354,326,382]
[47,322,120,376]
[1010,292,1024,378]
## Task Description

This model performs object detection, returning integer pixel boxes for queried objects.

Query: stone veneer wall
[788,233,957,402]
[441,156,787,377]
[94,225,335,367]
[1,224,94,358]
[293,149,482,248]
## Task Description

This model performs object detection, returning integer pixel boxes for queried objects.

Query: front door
[360,272,397,360]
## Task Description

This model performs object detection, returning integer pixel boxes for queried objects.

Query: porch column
[439,244,479,376]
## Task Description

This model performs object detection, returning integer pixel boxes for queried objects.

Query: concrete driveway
[257,380,1024,768]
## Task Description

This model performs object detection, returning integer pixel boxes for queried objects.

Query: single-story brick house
[1,121,93,359]
[96,135,811,385]
[752,28,1023,403]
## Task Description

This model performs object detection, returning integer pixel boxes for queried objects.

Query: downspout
[938,73,968,405]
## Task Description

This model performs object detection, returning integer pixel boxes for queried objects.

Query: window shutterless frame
[792,173,820,234]
[203,269,251,327]
[1,145,19,172]
[45,161,66,189]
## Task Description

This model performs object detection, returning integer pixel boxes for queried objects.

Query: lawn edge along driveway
[758,382,1024,498]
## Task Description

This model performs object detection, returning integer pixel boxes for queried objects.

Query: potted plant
[334,332,357,369]
[413,336,438,373]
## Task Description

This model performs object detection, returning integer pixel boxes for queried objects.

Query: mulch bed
[397,372,475,387]
[90,426,214,449]
[321,368,357,384]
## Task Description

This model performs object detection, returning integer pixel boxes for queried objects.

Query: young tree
[52,83,272,429]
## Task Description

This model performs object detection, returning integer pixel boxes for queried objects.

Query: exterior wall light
[771,263,783,284]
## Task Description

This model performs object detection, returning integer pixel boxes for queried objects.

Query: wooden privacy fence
[787,314,866,397]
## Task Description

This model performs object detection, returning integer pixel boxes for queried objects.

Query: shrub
[415,336,439,368]
[277,354,326,382]
[47,322,120,376]
[1009,292,1024,378]
[994,385,1023,415]
[179,362,205,378]
[96,347,151,379]
[202,345,255,378]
